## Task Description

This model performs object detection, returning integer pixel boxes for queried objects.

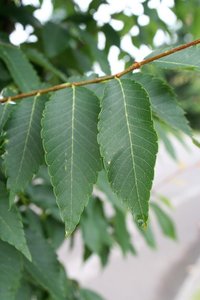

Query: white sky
[10,0,177,74]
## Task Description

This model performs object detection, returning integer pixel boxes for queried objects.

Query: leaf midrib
[68,86,76,233]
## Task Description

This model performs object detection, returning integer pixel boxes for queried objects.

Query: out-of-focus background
[1,0,200,299]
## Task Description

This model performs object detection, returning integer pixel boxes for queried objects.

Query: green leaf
[0,43,40,91]
[137,220,156,249]
[42,22,70,58]
[96,170,124,211]
[24,229,66,300]
[154,121,177,160]
[150,44,200,71]
[42,87,101,235]
[79,288,105,300]
[0,102,13,132]
[0,182,31,260]
[130,73,192,136]
[0,44,45,204]
[80,198,112,255]
[25,48,68,82]
[5,95,45,205]
[151,202,176,239]
[113,209,136,255]
[0,240,23,300]
[15,280,32,300]
[82,32,110,74]
[98,79,158,226]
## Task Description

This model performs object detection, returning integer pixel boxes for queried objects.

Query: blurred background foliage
[0,0,199,299]
[0,0,200,128]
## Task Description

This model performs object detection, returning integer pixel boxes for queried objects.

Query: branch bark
[1,38,200,103]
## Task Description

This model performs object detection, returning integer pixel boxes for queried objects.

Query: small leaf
[0,43,40,91]
[80,198,112,255]
[130,73,192,136]
[137,220,156,249]
[98,79,158,226]
[96,170,124,211]
[113,209,136,255]
[149,44,200,71]
[25,48,68,82]
[0,102,13,132]
[15,280,32,300]
[151,202,176,239]
[0,240,23,300]
[42,87,101,235]
[24,229,66,300]
[79,288,105,300]
[0,182,31,260]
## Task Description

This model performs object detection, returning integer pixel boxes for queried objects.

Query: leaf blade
[42,87,101,235]
[0,240,23,300]
[0,182,31,260]
[98,79,158,226]
[5,95,45,204]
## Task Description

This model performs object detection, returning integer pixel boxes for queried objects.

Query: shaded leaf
[0,43,40,91]
[151,202,176,239]
[24,229,66,300]
[25,48,68,81]
[96,170,124,211]
[98,79,158,226]
[42,87,101,235]
[80,198,112,255]
[0,102,13,132]
[79,288,105,300]
[0,240,22,300]
[0,182,31,260]
[42,22,70,58]
[15,280,32,300]
[113,209,136,255]
[130,73,192,136]
[149,44,200,71]
[137,220,156,249]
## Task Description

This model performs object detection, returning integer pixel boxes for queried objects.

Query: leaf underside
[98,79,158,226]
[42,87,101,235]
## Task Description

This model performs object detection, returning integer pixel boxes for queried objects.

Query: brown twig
[1,38,200,103]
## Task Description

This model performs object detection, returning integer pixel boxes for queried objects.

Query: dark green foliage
[0,0,199,299]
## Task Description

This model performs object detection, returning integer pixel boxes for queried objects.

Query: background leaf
[0,44,45,204]
[24,229,66,300]
[0,182,31,260]
[98,79,158,226]
[151,203,176,239]
[0,240,23,300]
[130,73,192,136]
[149,44,200,71]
